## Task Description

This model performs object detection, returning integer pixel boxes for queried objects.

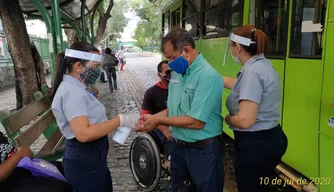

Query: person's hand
[118,113,140,128]
[15,146,33,159]
[135,114,151,130]
[160,125,173,141]
[90,87,99,98]
[136,115,160,132]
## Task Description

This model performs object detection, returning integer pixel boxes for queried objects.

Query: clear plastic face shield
[222,33,256,66]
[64,48,103,68]
[65,49,103,85]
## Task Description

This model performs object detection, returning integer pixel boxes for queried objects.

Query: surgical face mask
[168,54,189,74]
[160,69,172,82]
[80,67,101,85]
[230,49,241,65]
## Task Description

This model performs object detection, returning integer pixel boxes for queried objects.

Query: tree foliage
[130,0,169,49]
[66,0,129,46]
[89,0,129,44]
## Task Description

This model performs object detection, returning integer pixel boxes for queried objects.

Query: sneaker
[114,87,118,90]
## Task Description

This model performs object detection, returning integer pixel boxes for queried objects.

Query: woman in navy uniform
[50,41,139,192]
[223,25,288,192]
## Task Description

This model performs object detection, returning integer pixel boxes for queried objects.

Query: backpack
[102,55,117,69]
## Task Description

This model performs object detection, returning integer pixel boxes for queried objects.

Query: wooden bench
[0,91,65,161]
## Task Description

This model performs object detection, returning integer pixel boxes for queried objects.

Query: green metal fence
[0,31,67,67]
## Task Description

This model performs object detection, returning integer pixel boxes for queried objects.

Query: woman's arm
[222,76,237,90]
[69,114,139,143]
[225,100,258,129]
[0,147,33,182]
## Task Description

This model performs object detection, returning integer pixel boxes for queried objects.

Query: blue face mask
[168,55,189,74]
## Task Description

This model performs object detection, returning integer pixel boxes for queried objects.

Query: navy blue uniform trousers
[234,124,288,192]
[63,136,112,192]
[171,135,224,192]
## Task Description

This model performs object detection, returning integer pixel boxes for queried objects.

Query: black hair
[105,47,112,54]
[161,26,196,52]
[157,60,168,73]
[49,41,99,101]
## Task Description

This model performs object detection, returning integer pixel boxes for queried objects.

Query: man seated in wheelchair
[141,60,172,155]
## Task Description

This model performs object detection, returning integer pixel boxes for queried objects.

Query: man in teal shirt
[136,26,224,191]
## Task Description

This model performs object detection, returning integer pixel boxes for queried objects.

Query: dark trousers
[100,72,106,82]
[153,129,172,155]
[171,135,224,192]
[106,71,117,90]
[63,136,112,192]
[234,124,288,192]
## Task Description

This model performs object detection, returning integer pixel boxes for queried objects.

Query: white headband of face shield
[222,33,256,66]
[230,33,256,46]
[64,49,102,63]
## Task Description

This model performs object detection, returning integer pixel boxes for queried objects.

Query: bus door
[283,0,326,180]
[318,1,334,191]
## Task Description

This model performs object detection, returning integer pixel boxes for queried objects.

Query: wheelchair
[129,130,172,191]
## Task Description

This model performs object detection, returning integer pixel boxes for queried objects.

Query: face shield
[65,48,103,68]
[222,33,256,66]
[65,49,103,85]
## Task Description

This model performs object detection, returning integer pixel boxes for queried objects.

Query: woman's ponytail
[254,29,269,56]
[50,52,67,101]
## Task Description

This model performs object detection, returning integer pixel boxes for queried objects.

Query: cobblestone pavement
[0,53,297,192]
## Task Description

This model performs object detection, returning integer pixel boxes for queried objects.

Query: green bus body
[162,0,334,191]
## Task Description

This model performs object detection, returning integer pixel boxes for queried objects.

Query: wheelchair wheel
[129,133,161,191]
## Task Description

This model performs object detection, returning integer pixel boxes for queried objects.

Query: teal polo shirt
[167,53,224,142]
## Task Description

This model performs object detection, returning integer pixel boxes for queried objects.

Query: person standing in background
[102,48,119,92]
[118,46,125,71]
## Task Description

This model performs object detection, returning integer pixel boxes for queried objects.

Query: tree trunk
[0,0,40,109]
[95,0,114,44]
[64,20,81,47]
[30,42,47,89]
[64,27,80,47]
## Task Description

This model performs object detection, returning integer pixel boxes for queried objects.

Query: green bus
[162,0,333,191]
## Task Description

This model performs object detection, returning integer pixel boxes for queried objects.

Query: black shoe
[114,87,118,90]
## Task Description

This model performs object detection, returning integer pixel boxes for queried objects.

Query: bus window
[162,11,170,36]
[256,0,289,58]
[203,0,243,38]
[183,0,201,38]
[290,0,326,58]
[172,8,181,27]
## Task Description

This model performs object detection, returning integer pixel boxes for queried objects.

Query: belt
[175,135,221,148]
